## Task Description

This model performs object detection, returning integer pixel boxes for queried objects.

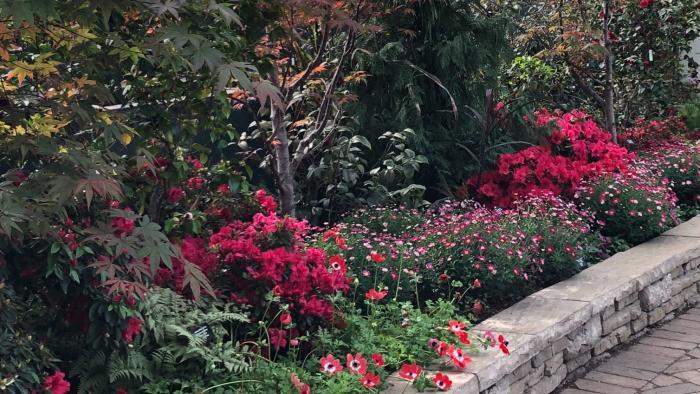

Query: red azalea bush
[208,190,351,324]
[618,115,688,150]
[460,109,634,207]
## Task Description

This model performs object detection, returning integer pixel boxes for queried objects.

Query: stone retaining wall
[385,216,700,394]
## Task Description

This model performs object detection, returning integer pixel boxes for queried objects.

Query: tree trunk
[602,0,617,143]
[271,103,296,216]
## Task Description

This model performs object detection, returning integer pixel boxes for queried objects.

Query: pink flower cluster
[576,167,679,244]
[325,194,600,312]
[462,109,634,207]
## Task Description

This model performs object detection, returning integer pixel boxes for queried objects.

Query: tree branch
[290,29,356,173]
[568,63,606,109]
[286,24,330,96]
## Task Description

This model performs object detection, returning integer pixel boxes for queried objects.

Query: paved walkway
[562,306,700,394]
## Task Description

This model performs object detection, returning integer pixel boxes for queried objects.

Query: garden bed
[384,216,700,393]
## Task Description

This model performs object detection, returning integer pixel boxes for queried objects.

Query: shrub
[323,195,602,315]
[340,205,424,236]
[618,115,688,150]
[72,288,251,394]
[636,140,700,207]
[576,172,679,245]
[233,299,509,393]
[460,109,634,207]
[680,99,700,132]
[0,283,57,394]
[411,196,602,311]
[208,190,351,332]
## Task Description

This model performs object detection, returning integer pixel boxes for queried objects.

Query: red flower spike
[399,363,422,381]
[433,372,453,391]
[346,353,368,375]
[320,353,343,375]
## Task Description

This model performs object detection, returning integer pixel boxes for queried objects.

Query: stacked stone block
[383,217,700,394]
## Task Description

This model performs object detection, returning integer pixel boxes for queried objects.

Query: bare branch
[568,63,606,109]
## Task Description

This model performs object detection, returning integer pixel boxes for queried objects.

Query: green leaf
[1,0,55,24]
[190,43,223,71]
[350,135,372,149]
[216,62,254,91]
[146,0,182,18]
[207,0,242,27]
[254,80,283,111]
[69,269,80,283]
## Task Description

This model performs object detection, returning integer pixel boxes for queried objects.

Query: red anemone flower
[320,354,343,374]
[448,320,466,333]
[399,363,422,381]
[346,353,368,375]
[372,352,385,367]
[329,255,347,273]
[369,251,386,263]
[365,288,388,301]
[433,373,453,391]
[449,346,472,369]
[360,373,381,389]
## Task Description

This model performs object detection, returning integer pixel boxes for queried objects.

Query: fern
[70,351,109,394]
[140,288,253,375]
[109,350,153,385]
[150,348,176,366]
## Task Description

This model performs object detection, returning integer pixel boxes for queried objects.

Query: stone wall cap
[663,215,700,238]
[383,217,700,393]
